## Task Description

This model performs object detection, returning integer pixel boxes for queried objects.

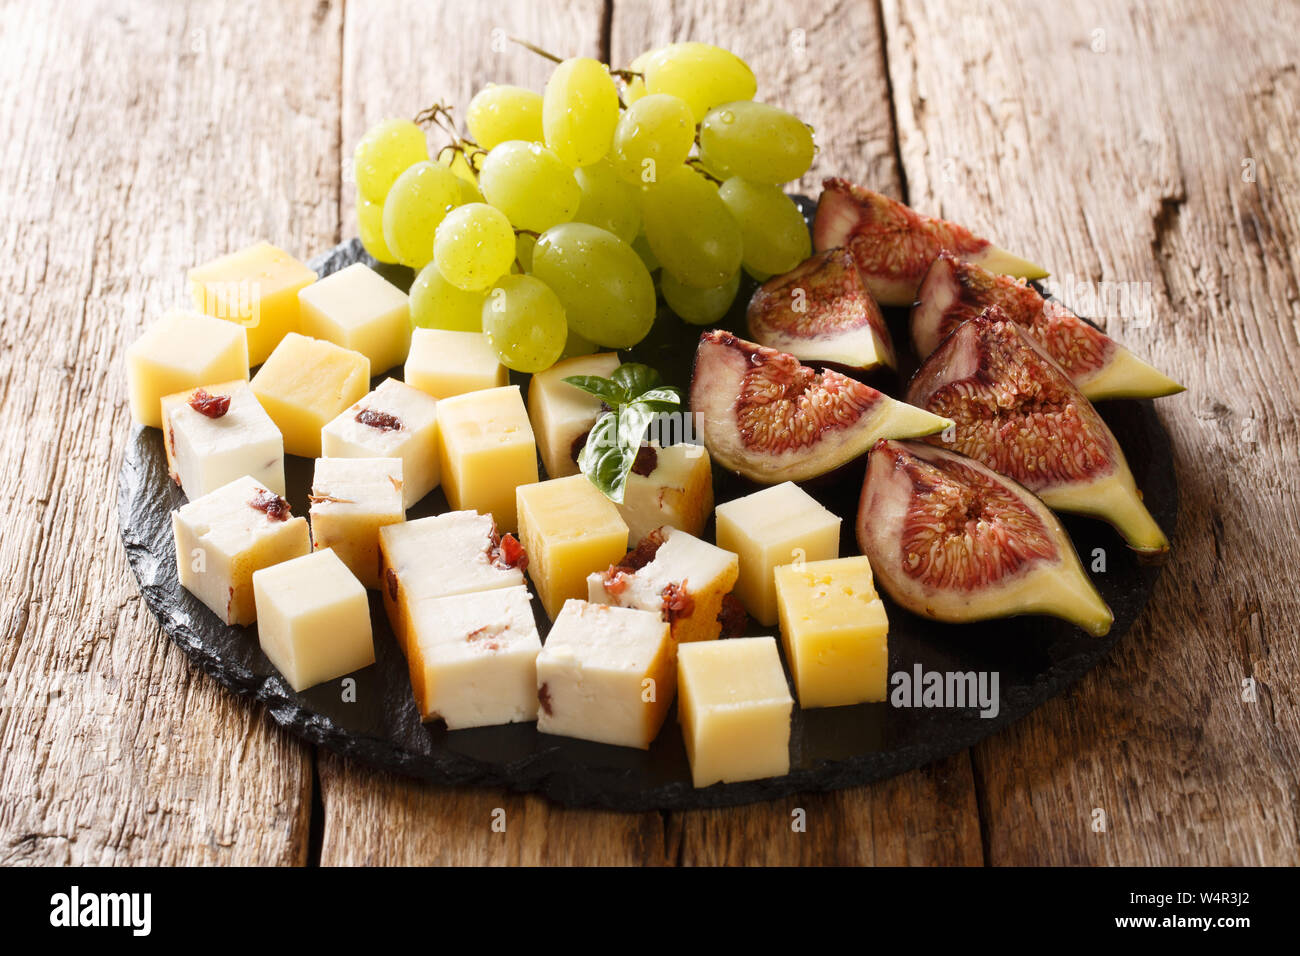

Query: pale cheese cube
[161,380,284,500]
[250,332,370,458]
[526,352,620,479]
[309,457,405,589]
[298,263,411,375]
[171,475,311,626]
[407,585,541,729]
[252,548,374,692]
[437,385,537,532]
[536,600,675,749]
[126,311,249,428]
[617,442,714,544]
[405,328,508,400]
[321,378,440,509]
[678,636,793,788]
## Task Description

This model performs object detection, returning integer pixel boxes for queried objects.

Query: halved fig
[911,251,1183,400]
[813,178,1047,306]
[907,310,1169,555]
[746,248,897,371]
[858,439,1113,636]
[690,330,950,483]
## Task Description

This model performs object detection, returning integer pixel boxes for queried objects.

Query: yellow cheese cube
[126,311,249,428]
[715,481,840,627]
[678,636,793,788]
[404,328,508,399]
[250,333,370,458]
[188,242,317,366]
[775,557,889,708]
[436,386,537,532]
[526,352,620,479]
[517,476,629,620]
[298,263,411,375]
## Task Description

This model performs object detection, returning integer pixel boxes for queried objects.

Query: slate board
[117,207,1178,810]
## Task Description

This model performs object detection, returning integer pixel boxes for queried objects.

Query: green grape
[718,178,811,279]
[621,49,660,105]
[610,93,696,186]
[644,43,756,121]
[382,161,462,268]
[479,140,581,233]
[641,166,743,288]
[438,148,485,203]
[466,84,545,149]
[531,222,656,349]
[515,232,537,272]
[542,57,619,167]
[661,269,740,325]
[631,233,660,273]
[699,101,815,184]
[572,161,642,242]
[560,326,598,359]
[357,194,397,264]
[482,275,567,372]
[409,261,487,332]
[432,203,516,292]
[354,118,429,203]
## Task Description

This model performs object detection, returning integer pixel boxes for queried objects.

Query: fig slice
[690,330,951,483]
[907,310,1169,555]
[813,178,1048,306]
[745,248,897,371]
[911,251,1184,400]
[858,439,1113,636]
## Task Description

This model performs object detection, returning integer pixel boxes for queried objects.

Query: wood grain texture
[882,0,1300,864]
[0,0,342,864]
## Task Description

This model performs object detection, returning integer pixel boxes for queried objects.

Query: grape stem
[685,158,723,185]
[414,102,487,180]
[513,228,541,239]
[507,36,565,64]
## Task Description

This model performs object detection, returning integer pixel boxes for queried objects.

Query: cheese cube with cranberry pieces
[616,442,714,544]
[714,481,840,627]
[405,328,508,400]
[252,548,374,692]
[678,636,793,788]
[535,600,675,749]
[321,378,440,509]
[407,585,541,729]
[436,385,537,532]
[588,526,739,644]
[161,380,284,500]
[378,511,527,654]
[775,556,889,708]
[171,475,311,626]
[297,263,411,375]
[127,311,250,428]
[526,352,620,479]
[250,333,370,458]
[187,242,317,366]
[516,475,629,620]
[309,457,404,590]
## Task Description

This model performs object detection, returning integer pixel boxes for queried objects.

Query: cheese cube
[407,585,541,729]
[188,242,317,366]
[516,475,629,620]
[526,352,620,479]
[617,442,714,543]
[252,548,374,692]
[161,380,284,500]
[437,386,537,532]
[126,311,250,428]
[678,636,793,787]
[405,328,508,400]
[321,378,440,509]
[250,332,370,458]
[309,457,404,589]
[774,556,889,708]
[715,482,840,627]
[171,475,311,626]
[298,263,411,375]
[536,600,675,749]
[378,511,527,653]
[588,526,739,644]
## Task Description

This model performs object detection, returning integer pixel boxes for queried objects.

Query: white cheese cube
[171,475,311,626]
[252,548,374,692]
[404,328,508,400]
[298,263,411,375]
[536,600,675,749]
[309,457,405,589]
[617,442,714,544]
[321,377,440,509]
[407,585,541,729]
[127,311,249,427]
[161,380,284,500]
[526,352,620,478]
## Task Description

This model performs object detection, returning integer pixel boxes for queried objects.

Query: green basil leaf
[562,375,627,407]
[609,363,664,400]
[632,386,681,409]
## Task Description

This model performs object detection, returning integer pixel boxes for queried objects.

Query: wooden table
[2,0,1296,866]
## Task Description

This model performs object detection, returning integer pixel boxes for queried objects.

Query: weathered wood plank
[0,0,342,865]
[883,0,1300,864]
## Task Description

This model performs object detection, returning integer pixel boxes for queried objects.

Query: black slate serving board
[117,206,1177,810]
